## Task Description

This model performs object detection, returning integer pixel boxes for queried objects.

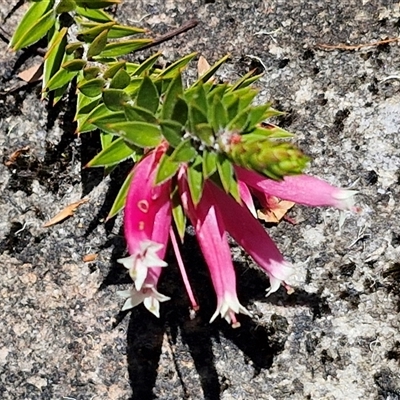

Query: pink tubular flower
[179,171,251,327]
[118,146,172,292]
[206,180,293,296]
[235,166,357,210]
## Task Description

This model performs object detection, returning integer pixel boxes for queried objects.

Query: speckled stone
[1,1,400,399]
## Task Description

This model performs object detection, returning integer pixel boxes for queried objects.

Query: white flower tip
[334,189,358,210]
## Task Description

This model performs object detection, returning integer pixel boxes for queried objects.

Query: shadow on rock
[102,232,331,400]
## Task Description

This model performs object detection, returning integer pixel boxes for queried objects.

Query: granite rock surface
[1,1,400,399]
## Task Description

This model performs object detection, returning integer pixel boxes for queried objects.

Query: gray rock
[1,1,400,399]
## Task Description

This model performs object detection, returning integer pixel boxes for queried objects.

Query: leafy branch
[10,0,357,326]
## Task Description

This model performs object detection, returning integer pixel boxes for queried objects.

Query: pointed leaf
[65,42,83,55]
[136,76,159,113]
[217,155,234,193]
[100,39,153,57]
[77,21,115,42]
[103,89,130,111]
[172,190,186,240]
[100,131,114,149]
[56,0,76,13]
[9,1,53,50]
[124,77,143,96]
[162,72,183,120]
[105,121,162,147]
[86,137,135,167]
[124,105,157,123]
[108,24,146,38]
[88,112,126,133]
[83,66,101,80]
[87,29,109,58]
[132,52,161,76]
[42,27,68,98]
[185,83,208,116]
[170,139,197,163]
[61,59,87,71]
[202,150,217,178]
[77,78,105,97]
[193,123,214,146]
[155,154,180,184]
[10,8,56,51]
[110,68,130,89]
[210,96,228,131]
[103,61,126,79]
[157,52,198,79]
[192,54,230,86]
[75,6,113,22]
[44,68,78,92]
[107,170,134,220]
[171,98,188,126]
[187,157,204,206]
[159,120,183,148]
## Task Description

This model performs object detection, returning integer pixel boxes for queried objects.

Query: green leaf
[155,154,180,184]
[75,6,113,22]
[136,76,159,114]
[77,78,105,97]
[83,66,101,80]
[10,8,56,51]
[42,27,68,99]
[217,155,234,194]
[76,92,101,115]
[109,68,130,89]
[159,119,183,148]
[243,104,274,129]
[170,139,197,163]
[249,125,294,139]
[192,54,230,86]
[87,29,109,58]
[193,123,214,146]
[105,121,162,147]
[172,191,186,240]
[56,0,76,13]
[103,61,126,79]
[77,21,115,42]
[88,111,126,133]
[80,103,125,133]
[61,59,87,71]
[45,68,78,92]
[107,169,134,220]
[186,82,208,116]
[231,72,263,91]
[108,24,146,38]
[103,89,130,111]
[53,83,69,105]
[124,105,157,123]
[162,73,183,120]
[86,137,135,167]
[124,77,143,96]
[169,98,188,127]
[202,150,217,178]
[226,97,240,122]
[157,52,198,79]
[100,131,114,149]
[9,0,53,50]
[187,156,204,206]
[65,42,83,55]
[100,39,153,57]
[131,52,161,76]
[210,95,228,132]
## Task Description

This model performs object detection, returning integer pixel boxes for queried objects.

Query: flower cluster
[117,143,356,327]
